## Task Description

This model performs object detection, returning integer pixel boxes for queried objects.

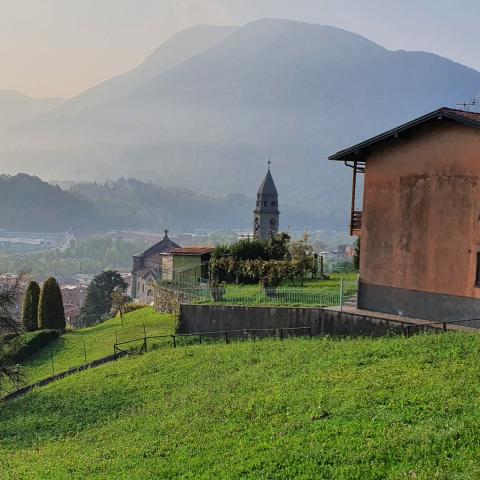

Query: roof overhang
[328,107,480,163]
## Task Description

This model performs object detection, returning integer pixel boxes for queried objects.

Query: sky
[2,0,480,99]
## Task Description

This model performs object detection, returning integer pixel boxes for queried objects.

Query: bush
[121,304,145,315]
[21,281,41,332]
[38,277,66,331]
[9,329,59,363]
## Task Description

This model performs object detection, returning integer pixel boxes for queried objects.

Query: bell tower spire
[253,160,280,239]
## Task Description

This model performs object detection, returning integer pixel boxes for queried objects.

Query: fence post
[339,277,344,311]
[83,341,87,365]
[224,331,229,344]
[280,328,284,340]
[309,326,313,339]
[198,334,202,345]
[443,322,447,332]
[252,330,256,342]
[172,335,176,348]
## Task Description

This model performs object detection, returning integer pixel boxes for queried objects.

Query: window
[264,201,267,207]
[271,201,276,207]
[476,252,480,286]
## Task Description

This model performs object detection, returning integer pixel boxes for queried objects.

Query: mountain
[70,178,327,231]
[3,19,480,229]
[0,90,65,130]
[44,25,237,118]
[0,174,99,232]
[0,174,320,233]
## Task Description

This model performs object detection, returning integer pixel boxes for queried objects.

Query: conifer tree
[38,277,66,331]
[21,280,40,332]
[79,270,127,326]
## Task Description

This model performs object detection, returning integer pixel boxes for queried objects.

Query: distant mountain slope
[70,178,327,231]
[3,19,480,229]
[0,174,319,233]
[0,90,65,130]
[0,174,98,232]
[45,25,237,118]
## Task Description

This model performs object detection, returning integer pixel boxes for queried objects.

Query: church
[132,164,280,302]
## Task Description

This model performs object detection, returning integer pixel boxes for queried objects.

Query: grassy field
[2,331,480,479]
[189,273,359,307]
[2,307,176,394]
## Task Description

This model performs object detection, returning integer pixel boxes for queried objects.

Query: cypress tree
[38,277,66,332]
[21,280,41,332]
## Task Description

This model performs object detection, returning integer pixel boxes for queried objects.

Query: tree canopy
[21,280,40,332]
[38,277,66,331]
[79,271,127,326]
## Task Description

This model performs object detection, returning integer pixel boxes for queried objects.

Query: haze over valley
[3,18,480,230]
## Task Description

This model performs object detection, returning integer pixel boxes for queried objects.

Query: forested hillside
[0,174,327,233]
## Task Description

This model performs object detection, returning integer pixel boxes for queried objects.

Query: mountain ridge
[2,19,480,229]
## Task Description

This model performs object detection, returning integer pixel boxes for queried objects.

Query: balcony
[350,210,363,236]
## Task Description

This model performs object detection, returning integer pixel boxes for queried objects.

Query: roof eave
[328,108,480,162]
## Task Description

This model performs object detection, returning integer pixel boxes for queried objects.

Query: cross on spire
[267,158,272,170]
[164,228,169,237]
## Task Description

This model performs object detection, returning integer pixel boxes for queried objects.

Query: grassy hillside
[2,332,480,479]
[2,307,175,394]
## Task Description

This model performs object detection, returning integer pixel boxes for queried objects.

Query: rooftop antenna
[457,90,480,111]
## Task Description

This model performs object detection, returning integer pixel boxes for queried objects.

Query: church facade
[131,230,180,304]
[253,164,280,239]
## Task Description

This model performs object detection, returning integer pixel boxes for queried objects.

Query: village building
[131,229,180,303]
[253,162,280,239]
[330,107,480,323]
[131,229,213,303]
[160,247,213,285]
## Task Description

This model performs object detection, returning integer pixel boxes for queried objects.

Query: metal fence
[113,326,314,358]
[160,278,358,308]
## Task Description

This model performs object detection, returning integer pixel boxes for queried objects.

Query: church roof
[139,230,180,258]
[257,169,278,195]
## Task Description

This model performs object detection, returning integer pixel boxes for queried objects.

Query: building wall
[173,255,202,284]
[253,193,279,239]
[360,121,480,311]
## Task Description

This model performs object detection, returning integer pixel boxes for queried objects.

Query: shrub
[122,303,145,315]
[38,277,66,331]
[21,281,41,332]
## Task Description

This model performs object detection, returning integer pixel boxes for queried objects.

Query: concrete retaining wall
[178,304,429,337]
[359,282,480,326]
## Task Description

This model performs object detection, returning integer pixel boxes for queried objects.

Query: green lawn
[2,331,480,479]
[2,307,176,394]
[191,273,358,307]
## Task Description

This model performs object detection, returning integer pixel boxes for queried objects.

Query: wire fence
[161,279,358,308]
[114,326,314,358]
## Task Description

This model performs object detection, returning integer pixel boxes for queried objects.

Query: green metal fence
[162,279,358,308]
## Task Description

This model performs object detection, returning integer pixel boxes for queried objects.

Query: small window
[256,201,260,207]
[264,201,267,207]
[271,201,276,207]
[476,252,480,286]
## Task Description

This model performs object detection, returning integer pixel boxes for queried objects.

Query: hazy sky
[2,0,480,99]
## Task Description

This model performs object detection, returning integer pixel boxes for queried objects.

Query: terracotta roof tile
[168,246,214,255]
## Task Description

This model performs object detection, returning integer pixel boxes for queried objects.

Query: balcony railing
[350,210,363,235]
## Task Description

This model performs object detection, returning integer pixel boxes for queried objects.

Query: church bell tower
[253,160,280,239]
